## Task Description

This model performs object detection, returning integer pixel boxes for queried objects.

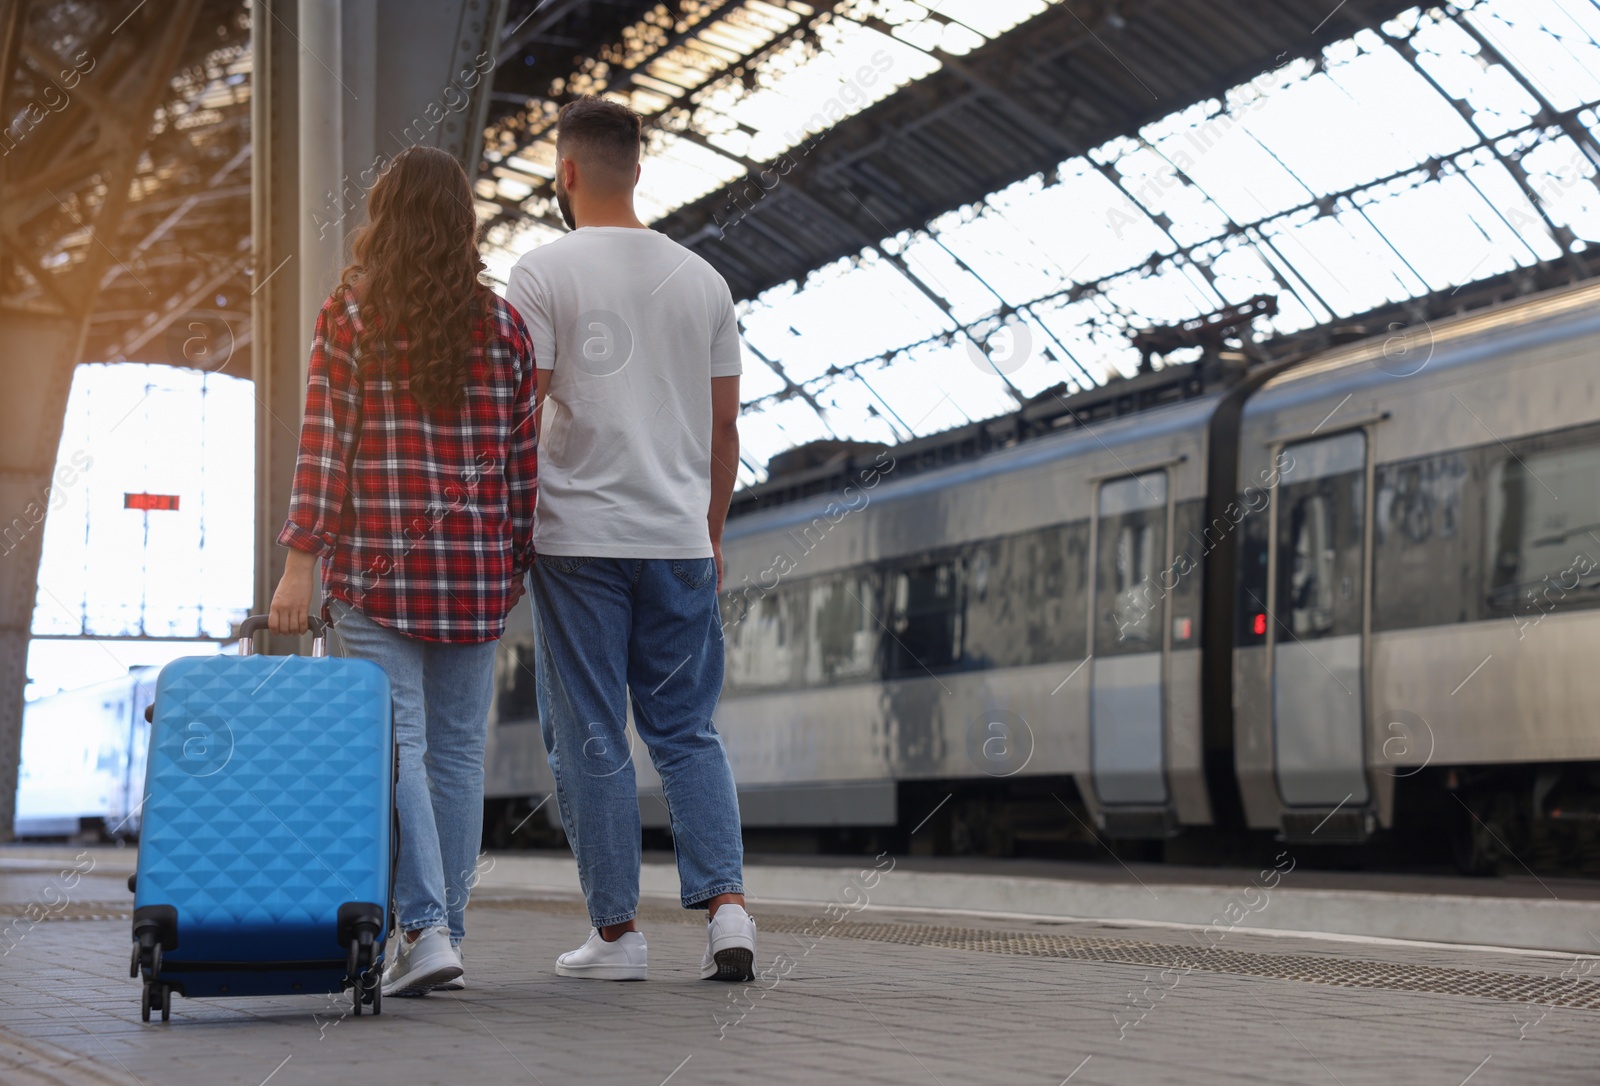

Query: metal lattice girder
[2,0,250,371]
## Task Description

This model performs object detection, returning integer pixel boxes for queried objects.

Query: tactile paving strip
[471,895,1600,1009]
[815,922,1600,1009]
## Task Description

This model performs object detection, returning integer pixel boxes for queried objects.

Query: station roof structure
[484,0,1600,486]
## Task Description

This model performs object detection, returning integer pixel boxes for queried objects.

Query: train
[12,668,155,840]
[480,278,1600,872]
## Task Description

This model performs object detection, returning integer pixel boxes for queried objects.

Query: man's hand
[269,549,317,635]
[712,540,724,593]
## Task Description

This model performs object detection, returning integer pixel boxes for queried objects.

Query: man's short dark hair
[556,95,642,185]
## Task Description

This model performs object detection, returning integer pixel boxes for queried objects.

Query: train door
[1089,470,1171,805]
[1268,431,1369,807]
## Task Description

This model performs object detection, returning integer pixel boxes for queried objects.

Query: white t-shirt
[505,227,742,558]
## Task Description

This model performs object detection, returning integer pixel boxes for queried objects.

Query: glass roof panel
[737,396,838,482]
[1461,152,1571,261]
[742,254,953,383]
[1464,1,1600,111]
[735,339,791,399]
[1146,98,1318,224]
[1409,13,1541,138]
[1111,142,1234,247]
[895,233,1003,323]
[811,373,910,445]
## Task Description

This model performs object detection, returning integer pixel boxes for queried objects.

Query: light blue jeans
[329,599,497,944]
[529,556,744,927]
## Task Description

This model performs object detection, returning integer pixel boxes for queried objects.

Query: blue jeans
[529,555,744,927]
[329,599,497,943]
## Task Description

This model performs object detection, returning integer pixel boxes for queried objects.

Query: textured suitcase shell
[134,652,392,998]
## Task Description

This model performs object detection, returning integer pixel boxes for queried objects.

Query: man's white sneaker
[556,929,648,981]
[701,904,756,982]
[381,926,462,997]
[433,945,465,991]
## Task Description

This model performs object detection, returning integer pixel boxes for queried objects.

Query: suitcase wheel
[345,924,382,1018]
[131,937,161,980]
[351,964,381,1016]
[140,982,169,1023]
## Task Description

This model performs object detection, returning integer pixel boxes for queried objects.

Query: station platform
[4,845,1600,1085]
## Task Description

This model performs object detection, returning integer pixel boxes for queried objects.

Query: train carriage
[712,395,1222,839]
[1234,279,1600,846]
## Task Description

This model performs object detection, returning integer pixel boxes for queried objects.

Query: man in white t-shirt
[505,95,755,984]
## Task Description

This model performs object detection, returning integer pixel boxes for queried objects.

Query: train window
[806,573,880,684]
[956,524,1092,669]
[1289,494,1335,635]
[1094,472,1167,656]
[960,539,1006,668]
[887,557,964,676]
[1274,432,1365,641]
[1485,440,1600,616]
[1372,452,1476,633]
[723,584,810,691]
[493,638,539,724]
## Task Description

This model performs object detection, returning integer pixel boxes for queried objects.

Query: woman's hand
[269,550,318,635]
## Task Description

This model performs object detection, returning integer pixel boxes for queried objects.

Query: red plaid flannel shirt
[278,289,538,643]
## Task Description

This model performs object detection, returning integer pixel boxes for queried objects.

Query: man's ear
[635,162,642,185]
[562,157,578,190]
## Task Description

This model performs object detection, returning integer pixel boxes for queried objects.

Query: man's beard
[555,182,576,231]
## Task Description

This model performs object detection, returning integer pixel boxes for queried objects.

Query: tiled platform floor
[4,851,1600,1085]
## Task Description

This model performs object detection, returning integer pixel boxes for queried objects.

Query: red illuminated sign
[125,493,181,511]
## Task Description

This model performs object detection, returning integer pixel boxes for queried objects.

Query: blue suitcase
[130,615,394,1022]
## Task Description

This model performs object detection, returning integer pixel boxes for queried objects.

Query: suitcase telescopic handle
[235,614,329,658]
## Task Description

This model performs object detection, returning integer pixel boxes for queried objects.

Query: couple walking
[267,96,754,994]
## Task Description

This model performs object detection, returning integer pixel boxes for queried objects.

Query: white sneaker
[382,926,462,997]
[556,929,648,981]
[701,904,756,981]
[433,945,465,991]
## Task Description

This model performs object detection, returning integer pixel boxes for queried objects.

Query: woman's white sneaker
[382,926,462,997]
[701,904,756,981]
[433,945,466,991]
[556,929,648,981]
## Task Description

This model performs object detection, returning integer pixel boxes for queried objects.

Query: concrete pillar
[251,0,307,653]
[0,310,87,840]
[298,0,346,350]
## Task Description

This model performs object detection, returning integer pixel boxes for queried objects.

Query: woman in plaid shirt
[268,146,537,996]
